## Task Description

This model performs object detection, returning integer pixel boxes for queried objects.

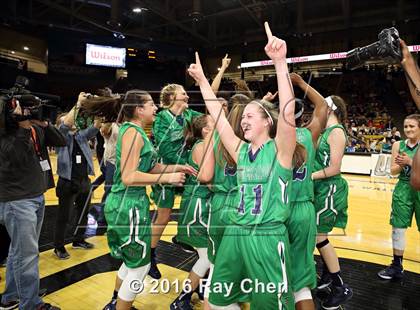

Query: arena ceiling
[2,0,420,49]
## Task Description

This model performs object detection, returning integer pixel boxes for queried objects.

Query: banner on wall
[85,43,126,68]
[240,45,420,68]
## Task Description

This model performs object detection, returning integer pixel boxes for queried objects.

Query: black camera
[0,76,59,135]
[346,27,402,70]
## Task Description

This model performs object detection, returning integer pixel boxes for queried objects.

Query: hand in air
[221,54,231,69]
[188,52,207,84]
[289,73,304,86]
[264,22,287,63]
[399,39,414,67]
[262,91,278,102]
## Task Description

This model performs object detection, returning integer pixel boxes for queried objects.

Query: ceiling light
[23,46,29,51]
[113,32,125,39]
[132,7,142,13]
[11,51,15,54]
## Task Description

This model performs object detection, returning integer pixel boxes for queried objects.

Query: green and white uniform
[390,140,420,231]
[313,124,349,233]
[105,122,157,268]
[209,140,294,310]
[287,128,317,293]
[151,108,202,209]
[208,133,238,264]
[177,140,211,248]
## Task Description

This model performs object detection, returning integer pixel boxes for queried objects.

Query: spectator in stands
[389,127,401,144]
[356,142,369,153]
[346,141,355,152]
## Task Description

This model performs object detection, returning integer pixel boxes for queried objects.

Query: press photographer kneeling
[0,91,65,310]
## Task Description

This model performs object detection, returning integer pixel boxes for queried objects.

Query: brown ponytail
[216,94,249,166]
[330,95,347,124]
[184,115,208,150]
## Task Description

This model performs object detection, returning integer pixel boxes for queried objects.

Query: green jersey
[211,133,238,194]
[398,140,419,182]
[233,139,292,226]
[111,122,157,196]
[314,124,347,180]
[183,140,211,198]
[290,128,315,202]
[152,108,202,165]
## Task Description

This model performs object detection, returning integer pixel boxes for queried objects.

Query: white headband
[255,101,274,125]
[325,96,337,111]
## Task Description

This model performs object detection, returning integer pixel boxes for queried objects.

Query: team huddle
[96,23,419,310]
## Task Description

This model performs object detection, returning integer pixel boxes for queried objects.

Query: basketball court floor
[1,155,419,309]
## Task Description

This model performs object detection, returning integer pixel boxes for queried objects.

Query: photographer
[53,92,101,259]
[0,100,63,310]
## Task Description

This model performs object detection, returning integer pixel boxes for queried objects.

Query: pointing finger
[264,21,273,40]
[195,52,201,65]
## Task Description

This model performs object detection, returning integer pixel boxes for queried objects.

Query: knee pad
[118,264,150,302]
[192,248,211,278]
[316,238,329,250]
[294,287,312,303]
[209,303,241,310]
[392,228,406,251]
[117,263,129,280]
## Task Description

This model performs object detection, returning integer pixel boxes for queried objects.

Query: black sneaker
[102,299,116,310]
[148,256,161,280]
[72,240,94,249]
[54,247,70,260]
[0,288,48,310]
[102,299,137,310]
[321,284,353,310]
[36,303,61,310]
[378,263,404,280]
[0,300,19,310]
[172,237,196,254]
[317,271,332,289]
[170,298,193,310]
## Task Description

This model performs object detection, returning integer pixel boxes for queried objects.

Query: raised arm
[290,73,328,145]
[263,22,296,169]
[188,53,243,163]
[211,54,231,93]
[401,40,420,109]
[63,92,88,128]
[120,127,186,186]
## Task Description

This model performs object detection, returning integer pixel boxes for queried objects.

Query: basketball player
[188,22,302,309]
[378,114,420,280]
[150,84,202,278]
[287,73,328,310]
[312,95,353,309]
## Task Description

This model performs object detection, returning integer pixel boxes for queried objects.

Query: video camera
[346,27,402,70]
[0,76,59,135]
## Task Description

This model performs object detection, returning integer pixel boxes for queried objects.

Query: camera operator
[399,39,420,190]
[53,92,101,259]
[0,101,63,310]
